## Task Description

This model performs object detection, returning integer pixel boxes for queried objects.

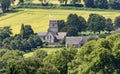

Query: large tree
[94,0,108,9]
[87,14,106,34]
[105,18,114,33]
[114,16,120,29]
[20,24,34,38]
[83,0,94,8]
[0,0,15,13]
[108,0,120,9]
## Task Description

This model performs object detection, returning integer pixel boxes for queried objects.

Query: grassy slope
[0,8,120,34]
[24,48,62,58]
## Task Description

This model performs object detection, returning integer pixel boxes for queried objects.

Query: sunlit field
[0,8,120,34]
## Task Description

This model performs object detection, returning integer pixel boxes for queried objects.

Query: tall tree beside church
[20,24,25,38]
[20,24,34,38]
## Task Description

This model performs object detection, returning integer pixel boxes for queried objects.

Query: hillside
[0,8,120,34]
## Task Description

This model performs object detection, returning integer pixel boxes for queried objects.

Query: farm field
[24,48,63,58]
[0,8,120,34]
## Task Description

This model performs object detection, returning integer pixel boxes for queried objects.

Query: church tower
[49,20,58,33]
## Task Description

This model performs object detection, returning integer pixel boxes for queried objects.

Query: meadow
[0,8,120,34]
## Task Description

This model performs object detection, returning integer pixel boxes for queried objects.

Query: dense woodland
[1,33,120,74]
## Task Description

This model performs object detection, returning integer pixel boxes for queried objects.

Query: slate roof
[66,36,89,44]
[38,32,47,36]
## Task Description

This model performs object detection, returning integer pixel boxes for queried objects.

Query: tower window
[52,24,54,27]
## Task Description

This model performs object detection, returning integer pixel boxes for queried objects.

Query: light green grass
[0,8,120,34]
[24,48,62,58]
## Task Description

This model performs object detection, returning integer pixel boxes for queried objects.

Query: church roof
[56,32,67,40]
[38,32,47,36]
[66,36,89,44]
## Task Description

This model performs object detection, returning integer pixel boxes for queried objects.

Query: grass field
[0,8,120,34]
[24,48,62,58]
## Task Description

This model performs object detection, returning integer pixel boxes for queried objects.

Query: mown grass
[0,8,120,34]
[24,48,62,58]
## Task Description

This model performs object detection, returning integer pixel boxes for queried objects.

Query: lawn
[0,8,120,34]
[24,48,62,58]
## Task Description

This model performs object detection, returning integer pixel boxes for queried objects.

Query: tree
[78,16,87,32]
[0,26,12,40]
[105,18,114,33]
[71,0,81,5]
[19,0,24,4]
[0,0,15,13]
[94,0,108,9]
[114,16,120,29]
[108,0,120,9]
[66,14,79,28]
[58,20,65,32]
[66,27,78,36]
[58,0,68,5]
[20,24,25,38]
[20,24,34,38]
[83,0,94,8]
[68,34,120,74]
[87,14,106,34]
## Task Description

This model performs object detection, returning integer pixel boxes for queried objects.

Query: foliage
[114,16,120,29]
[105,18,114,33]
[0,26,42,51]
[83,0,94,8]
[44,47,78,74]
[94,0,108,9]
[87,13,106,33]
[68,33,120,74]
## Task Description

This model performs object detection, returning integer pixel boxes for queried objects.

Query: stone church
[38,20,66,44]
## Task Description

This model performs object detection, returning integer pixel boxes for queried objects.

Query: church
[38,20,67,44]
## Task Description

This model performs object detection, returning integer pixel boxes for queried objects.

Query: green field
[24,48,62,58]
[0,8,120,34]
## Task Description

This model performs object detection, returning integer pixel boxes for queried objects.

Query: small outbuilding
[66,36,89,48]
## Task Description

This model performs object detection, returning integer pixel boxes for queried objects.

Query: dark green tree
[0,0,15,13]
[114,16,120,29]
[105,18,114,33]
[19,0,24,4]
[108,0,120,9]
[83,0,94,8]
[94,0,108,9]
[20,24,34,38]
[67,27,78,36]
[78,16,87,32]
[58,20,65,32]
[20,24,25,38]
[0,26,12,40]
[87,14,106,34]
